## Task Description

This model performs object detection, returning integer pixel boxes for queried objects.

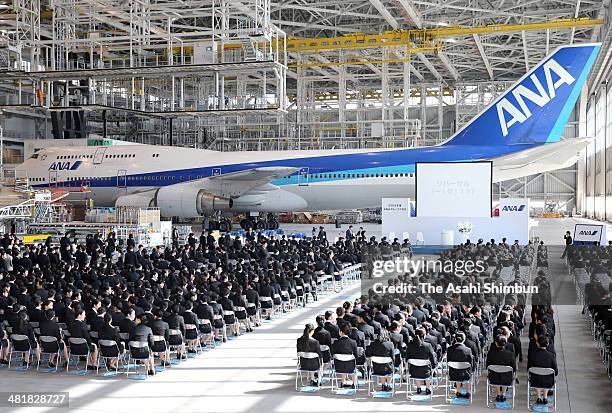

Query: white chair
[368,356,396,396]
[416,232,425,245]
[406,358,433,399]
[527,367,556,411]
[296,352,323,390]
[486,365,515,408]
[331,354,358,393]
[446,361,474,404]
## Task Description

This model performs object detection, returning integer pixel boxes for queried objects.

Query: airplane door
[298,167,309,186]
[48,171,58,188]
[212,167,222,176]
[93,147,107,164]
[117,169,127,189]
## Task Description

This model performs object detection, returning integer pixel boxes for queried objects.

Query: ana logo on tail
[496,59,576,137]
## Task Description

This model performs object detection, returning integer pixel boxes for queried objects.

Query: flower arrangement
[457,221,473,234]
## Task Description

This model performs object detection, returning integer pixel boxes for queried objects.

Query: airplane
[17,43,600,232]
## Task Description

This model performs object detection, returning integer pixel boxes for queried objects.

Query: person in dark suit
[68,309,98,369]
[330,323,359,388]
[39,309,68,368]
[324,310,340,340]
[129,314,155,375]
[13,310,40,366]
[98,313,124,370]
[118,307,136,335]
[296,323,322,386]
[356,311,375,341]
[313,315,332,347]
[446,332,474,399]
[365,329,395,391]
[404,328,437,395]
[527,336,558,405]
[149,308,170,365]
[486,335,517,403]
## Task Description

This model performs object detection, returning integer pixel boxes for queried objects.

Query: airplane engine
[155,185,233,217]
[115,192,157,208]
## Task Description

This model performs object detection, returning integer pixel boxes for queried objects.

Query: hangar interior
[0,0,609,217]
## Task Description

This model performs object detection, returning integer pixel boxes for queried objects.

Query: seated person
[330,323,359,388]
[296,323,322,386]
[39,309,68,368]
[527,336,558,405]
[365,329,395,392]
[404,328,437,395]
[446,332,474,399]
[486,335,516,403]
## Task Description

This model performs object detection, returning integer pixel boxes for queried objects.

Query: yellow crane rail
[285,18,603,52]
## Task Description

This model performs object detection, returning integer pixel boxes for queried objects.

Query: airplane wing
[204,166,300,198]
[492,138,590,182]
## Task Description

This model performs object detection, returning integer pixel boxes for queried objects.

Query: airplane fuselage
[19,143,522,213]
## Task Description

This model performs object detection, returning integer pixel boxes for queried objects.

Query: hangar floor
[1,218,611,413]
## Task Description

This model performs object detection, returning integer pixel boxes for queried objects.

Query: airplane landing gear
[205,213,232,233]
[239,214,279,231]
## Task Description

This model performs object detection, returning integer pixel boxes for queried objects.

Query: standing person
[561,231,572,258]
[345,225,354,240]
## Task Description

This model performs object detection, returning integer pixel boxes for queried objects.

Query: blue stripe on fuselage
[34,143,537,188]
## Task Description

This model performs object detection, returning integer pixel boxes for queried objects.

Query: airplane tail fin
[445,43,600,147]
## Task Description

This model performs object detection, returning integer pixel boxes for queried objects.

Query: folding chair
[151,335,170,369]
[246,303,260,326]
[318,344,333,383]
[280,290,289,311]
[196,319,215,349]
[97,340,125,374]
[331,354,358,394]
[167,329,185,359]
[296,352,323,390]
[223,310,239,337]
[295,286,305,307]
[272,294,283,317]
[259,297,273,320]
[234,307,249,332]
[66,337,91,372]
[9,334,33,369]
[38,336,62,371]
[127,341,155,377]
[406,358,434,400]
[486,365,515,408]
[368,356,396,396]
[528,367,556,411]
[212,314,227,341]
[446,361,474,404]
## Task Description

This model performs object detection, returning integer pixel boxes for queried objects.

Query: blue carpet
[15,366,31,371]
[101,371,120,378]
[451,398,471,405]
[495,401,513,409]
[130,374,148,381]
[68,369,92,376]
[532,405,550,412]
[410,394,432,402]
[333,388,356,396]
[372,391,393,399]
[298,386,320,393]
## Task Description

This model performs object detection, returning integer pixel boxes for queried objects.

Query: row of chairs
[296,351,556,409]
[567,258,612,381]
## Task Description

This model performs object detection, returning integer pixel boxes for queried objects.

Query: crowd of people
[0,227,378,374]
[565,240,612,377]
[298,239,560,405]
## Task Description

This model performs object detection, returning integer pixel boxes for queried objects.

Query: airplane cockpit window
[29,153,39,159]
